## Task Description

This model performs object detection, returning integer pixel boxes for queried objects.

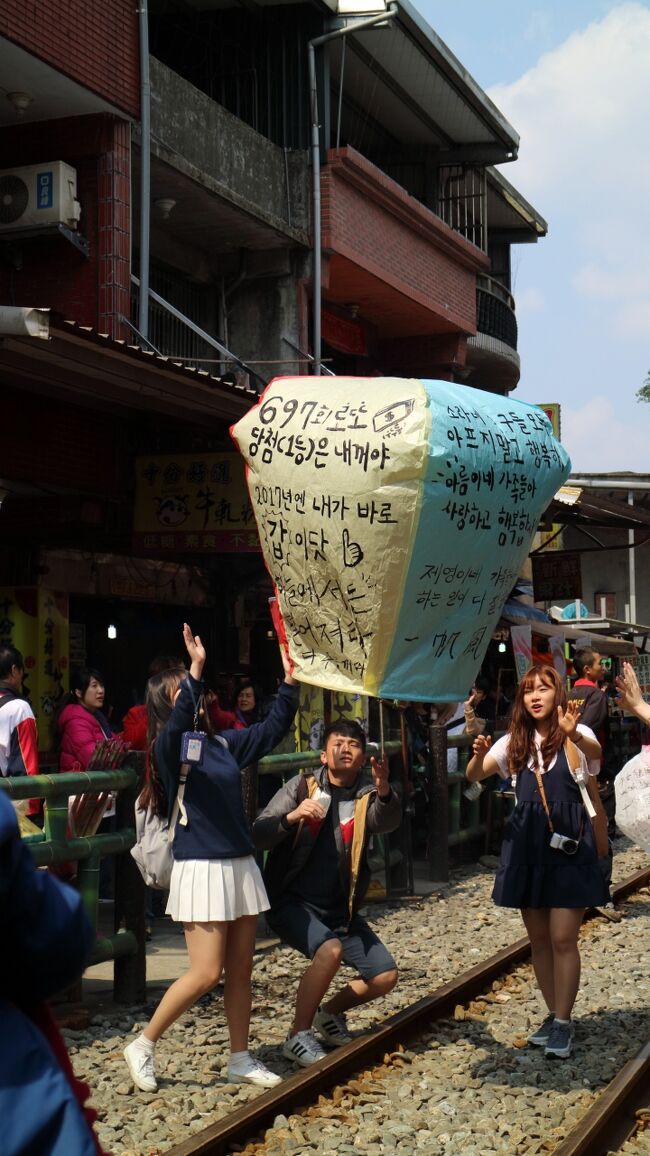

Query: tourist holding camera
[466,664,606,1059]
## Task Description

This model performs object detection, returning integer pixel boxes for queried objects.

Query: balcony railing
[476,275,517,349]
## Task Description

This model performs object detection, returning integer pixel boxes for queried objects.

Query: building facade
[0,0,547,738]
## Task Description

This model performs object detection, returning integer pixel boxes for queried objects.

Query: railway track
[163,866,650,1156]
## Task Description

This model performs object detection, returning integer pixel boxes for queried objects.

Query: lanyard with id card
[181,682,207,766]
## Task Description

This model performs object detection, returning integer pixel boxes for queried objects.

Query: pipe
[308,6,397,375]
[569,477,650,491]
[131,273,268,389]
[138,0,151,341]
[629,490,637,624]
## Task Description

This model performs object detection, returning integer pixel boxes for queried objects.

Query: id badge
[181,730,206,765]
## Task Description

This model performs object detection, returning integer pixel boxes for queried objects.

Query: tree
[638,370,650,403]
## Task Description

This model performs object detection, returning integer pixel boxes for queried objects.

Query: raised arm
[616,662,650,725]
[466,734,500,782]
[558,700,602,761]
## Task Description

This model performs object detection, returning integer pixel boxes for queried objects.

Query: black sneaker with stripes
[282,1029,327,1066]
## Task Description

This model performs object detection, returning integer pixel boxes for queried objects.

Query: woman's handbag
[565,740,609,858]
[130,765,189,890]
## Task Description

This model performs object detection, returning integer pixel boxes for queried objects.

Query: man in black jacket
[253,721,401,1067]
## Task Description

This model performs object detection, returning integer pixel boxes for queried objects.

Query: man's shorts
[266,902,396,981]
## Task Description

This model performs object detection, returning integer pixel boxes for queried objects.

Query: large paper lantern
[231,378,570,701]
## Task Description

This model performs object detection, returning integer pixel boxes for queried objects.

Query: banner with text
[232,378,571,700]
[133,453,257,554]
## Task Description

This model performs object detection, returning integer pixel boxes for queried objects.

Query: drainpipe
[138,0,151,341]
[628,490,637,624]
[308,6,397,375]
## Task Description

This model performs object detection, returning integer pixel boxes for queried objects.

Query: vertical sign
[0,588,69,752]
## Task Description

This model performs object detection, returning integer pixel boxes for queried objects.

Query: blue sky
[417,0,650,471]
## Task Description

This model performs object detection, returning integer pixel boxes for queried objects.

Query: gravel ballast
[66,842,650,1155]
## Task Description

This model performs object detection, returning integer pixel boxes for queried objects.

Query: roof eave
[394,0,520,153]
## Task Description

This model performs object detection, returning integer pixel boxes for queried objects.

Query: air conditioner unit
[0,161,81,232]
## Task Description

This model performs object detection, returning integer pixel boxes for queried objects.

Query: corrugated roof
[51,315,258,402]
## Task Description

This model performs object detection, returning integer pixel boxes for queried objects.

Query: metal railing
[425,727,514,883]
[0,768,145,1003]
[476,279,518,349]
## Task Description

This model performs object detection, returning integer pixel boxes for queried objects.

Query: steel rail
[164,866,650,1156]
[553,1038,650,1155]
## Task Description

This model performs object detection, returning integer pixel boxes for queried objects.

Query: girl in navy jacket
[124,623,298,1092]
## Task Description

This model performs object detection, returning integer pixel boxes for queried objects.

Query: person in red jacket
[122,656,185,752]
[56,667,113,772]
[0,644,40,819]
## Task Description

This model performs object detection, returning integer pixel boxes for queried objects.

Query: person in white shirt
[466,664,606,1059]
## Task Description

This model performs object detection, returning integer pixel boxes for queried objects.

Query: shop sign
[322,308,368,356]
[0,588,69,751]
[537,403,561,439]
[531,551,582,601]
[133,453,258,554]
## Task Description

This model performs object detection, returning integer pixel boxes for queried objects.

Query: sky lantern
[232,378,570,701]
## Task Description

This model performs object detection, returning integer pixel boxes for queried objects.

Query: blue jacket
[0,789,96,1156]
[155,676,299,860]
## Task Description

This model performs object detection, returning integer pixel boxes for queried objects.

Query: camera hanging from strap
[532,763,583,842]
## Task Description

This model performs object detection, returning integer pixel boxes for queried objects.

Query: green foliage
[638,370,650,403]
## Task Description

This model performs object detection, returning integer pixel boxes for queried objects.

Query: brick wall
[0,1,139,117]
[1,387,121,495]
[322,147,489,336]
[0,115,131,337]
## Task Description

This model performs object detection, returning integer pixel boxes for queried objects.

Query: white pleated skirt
[166,855,269,923]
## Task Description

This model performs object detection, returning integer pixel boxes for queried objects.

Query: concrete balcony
[464,275,521,393]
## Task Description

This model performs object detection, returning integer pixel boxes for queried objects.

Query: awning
[545,485,650,533]
[504,617,636,657]
[0,310,257,422]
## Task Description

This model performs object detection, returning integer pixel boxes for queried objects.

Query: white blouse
[489,723,599,781]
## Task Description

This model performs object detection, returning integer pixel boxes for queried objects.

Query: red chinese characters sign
[321,309,368,356]
[133,453,259,554]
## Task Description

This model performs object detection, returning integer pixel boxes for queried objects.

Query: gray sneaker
[528,1013,556,1047]
[545,1020,575,1058]
[313,1006,353,1047]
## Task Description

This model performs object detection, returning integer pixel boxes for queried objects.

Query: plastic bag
[614,747,650,853]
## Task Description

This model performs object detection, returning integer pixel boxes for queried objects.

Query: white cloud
[561,396,649,471]
[615,299,650,338]
[489,3,650,329]
[516,286,545,314]
[573,263,650,303]
[572,262,650,335]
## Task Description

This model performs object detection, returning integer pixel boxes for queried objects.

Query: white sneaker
[124,1039,157,1092]
[226,1054,282,1088]
[282,1030,327,1067]
[313,1006,353,1047]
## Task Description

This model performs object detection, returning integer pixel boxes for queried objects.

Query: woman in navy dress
[466,664,607,1058]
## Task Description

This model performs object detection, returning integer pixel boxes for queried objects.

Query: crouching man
[252,721,401,1066]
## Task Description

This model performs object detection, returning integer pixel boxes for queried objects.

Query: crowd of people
[1,632,649,1149]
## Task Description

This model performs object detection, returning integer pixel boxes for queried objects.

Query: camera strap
[532,763,584,839]
[532,766,555,834]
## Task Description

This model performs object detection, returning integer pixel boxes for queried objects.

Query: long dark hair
[138,667,185,816]
[508,664,566,780]
[138,667,214,816]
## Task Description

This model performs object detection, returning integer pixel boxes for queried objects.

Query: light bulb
[107,624,117,640]
[498,642,507,653]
